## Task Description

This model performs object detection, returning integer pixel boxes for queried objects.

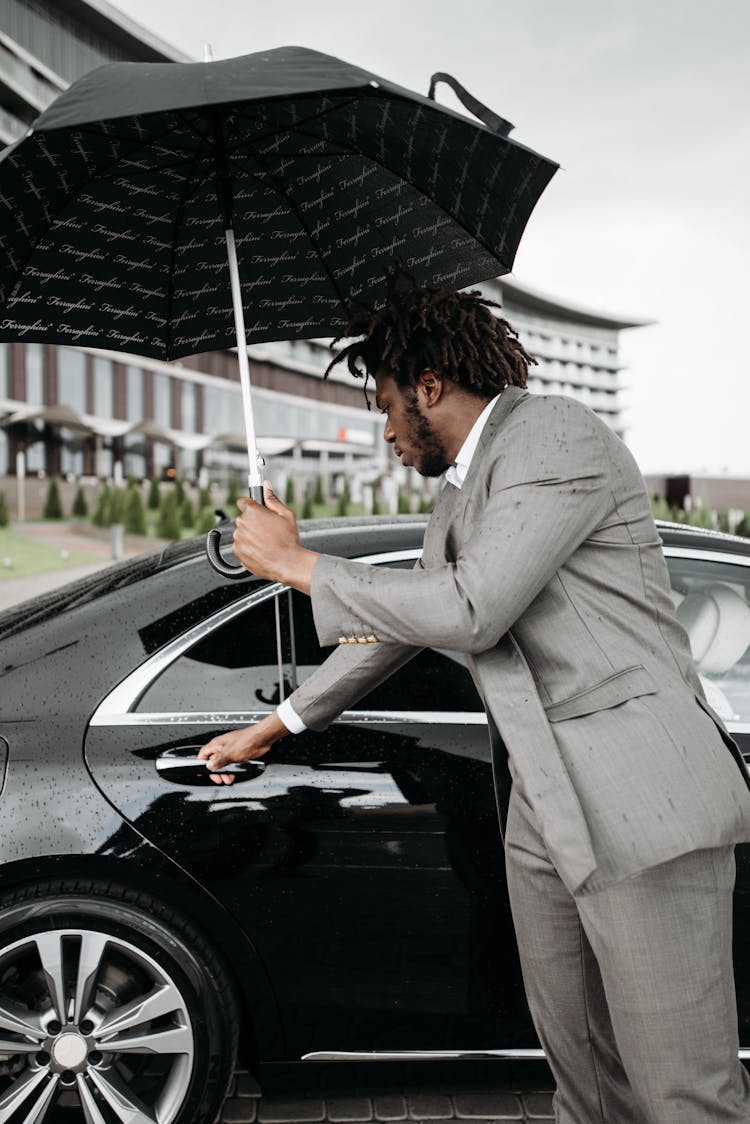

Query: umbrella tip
[203,43,214,61]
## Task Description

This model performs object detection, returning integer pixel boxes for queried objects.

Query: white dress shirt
[277,391,503,734]
[444,393,502,489]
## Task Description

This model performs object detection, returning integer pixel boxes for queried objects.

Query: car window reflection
[668,556,750,723]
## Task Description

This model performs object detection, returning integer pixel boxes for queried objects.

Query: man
[199,276,750,1123]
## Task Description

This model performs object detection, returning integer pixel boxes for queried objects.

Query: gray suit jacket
[287,387,750,893]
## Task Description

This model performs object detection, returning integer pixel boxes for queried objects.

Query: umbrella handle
[427,72,514,137]
[205,484,265,579]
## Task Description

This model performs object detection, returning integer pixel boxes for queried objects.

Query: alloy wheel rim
[0,926,194,1123]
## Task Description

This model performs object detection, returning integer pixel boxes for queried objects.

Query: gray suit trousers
[505,783,750,1123]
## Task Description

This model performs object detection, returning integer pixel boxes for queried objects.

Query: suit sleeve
[286,638,423,731]
[310,397,612,655]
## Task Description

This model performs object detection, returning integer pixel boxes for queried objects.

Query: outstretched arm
[235,399,612,654]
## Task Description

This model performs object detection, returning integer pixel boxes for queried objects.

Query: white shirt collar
[444,392,502,489]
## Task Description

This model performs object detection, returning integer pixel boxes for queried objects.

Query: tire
[0,879,239,1123]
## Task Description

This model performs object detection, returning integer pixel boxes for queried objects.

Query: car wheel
[0,880,239,1123]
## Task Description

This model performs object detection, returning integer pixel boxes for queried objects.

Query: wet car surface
[1,515,749,1122]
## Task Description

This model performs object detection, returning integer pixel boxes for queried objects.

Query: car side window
[286,569,483,714]
[666,554,750,724]
[135,592,283,712]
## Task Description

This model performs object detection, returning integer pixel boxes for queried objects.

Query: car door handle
[156,746,266,786]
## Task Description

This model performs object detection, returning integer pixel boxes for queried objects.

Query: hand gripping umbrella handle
[205,484,265,579]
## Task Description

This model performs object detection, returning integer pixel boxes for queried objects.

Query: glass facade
[0,338,7,471]
[0,0,132,84]
[92,357,113,418]
[0,36,60,109]
[203,385,372,445]
[123,435,146,481]
[0,343,8,399]
[25,422,44,473]
[60,427,84,476]
[125,365,143,423]
[202,385,236,435]
[181,381,196,433]
[181,448,197,478]
[254,396,372,443]
[152,438,172,476]
[152,373,171,427]
[96,441,113,479]
[57,348,86,414]
[25,343,44,405]
[0,103,24,144]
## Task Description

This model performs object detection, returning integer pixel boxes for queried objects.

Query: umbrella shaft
[225,226,264,491]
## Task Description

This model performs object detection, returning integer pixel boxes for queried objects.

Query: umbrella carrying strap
[427,73,514,138]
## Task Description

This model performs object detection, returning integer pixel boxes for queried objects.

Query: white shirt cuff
[276,698,307,734]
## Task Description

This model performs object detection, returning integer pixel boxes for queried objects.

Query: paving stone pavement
[220,1077,554,1123]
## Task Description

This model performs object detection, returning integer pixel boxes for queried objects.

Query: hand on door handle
[156,747,266,786]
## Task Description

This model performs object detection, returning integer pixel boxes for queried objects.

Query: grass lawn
[0,527,95,580]
[0,499,383,581]
[143,501,370,539]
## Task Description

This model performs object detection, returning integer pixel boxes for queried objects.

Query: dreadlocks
[324,267,536,398]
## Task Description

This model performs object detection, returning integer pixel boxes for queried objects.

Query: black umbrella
[0,46,557,576]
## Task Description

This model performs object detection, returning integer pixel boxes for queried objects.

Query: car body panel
[2,516,750,1066]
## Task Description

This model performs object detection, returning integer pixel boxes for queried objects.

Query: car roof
[1,515,748,642]
[0,516,429,641]
[656,521,750,555]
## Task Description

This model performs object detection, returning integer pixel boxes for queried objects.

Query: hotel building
[0,0,646,507]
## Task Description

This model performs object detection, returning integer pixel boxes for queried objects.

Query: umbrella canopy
[0,45,557,359]
[0,404,94,434]
[0,46,557,576]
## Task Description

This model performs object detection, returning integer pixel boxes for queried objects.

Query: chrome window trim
[90,548,424,727]
[92,709,488,728]
[662,545,750,568]
[90,543,750,730]
[301,1048,546,1062]
[90,582,287,722]
[301,1047,750,1062]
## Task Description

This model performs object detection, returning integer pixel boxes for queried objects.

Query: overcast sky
[117,0,750,475]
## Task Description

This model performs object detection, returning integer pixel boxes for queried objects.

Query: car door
[85,551,532,1062]
[663,543,750,1047]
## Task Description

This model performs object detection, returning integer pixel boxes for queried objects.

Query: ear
[417,368,443,407]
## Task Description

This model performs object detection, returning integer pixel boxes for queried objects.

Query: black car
[1,516,750,1123]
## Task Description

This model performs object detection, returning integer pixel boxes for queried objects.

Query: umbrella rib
[244,90,530,273]
[98,156,208,181]
[229,152,341,304]
[230,93,364,155]
[236,149,350,316]
[57,123,215,186]
[281,106,527,274]
[173,106,247,164]
[164,154,216,359]
[3,166,112,307]
[4,135,208,308]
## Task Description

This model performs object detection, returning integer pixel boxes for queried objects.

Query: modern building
[0,0,647,511]
[0,0,189,147]
[643,474,750,518]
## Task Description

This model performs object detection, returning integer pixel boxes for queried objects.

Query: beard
[403,390,451,477]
